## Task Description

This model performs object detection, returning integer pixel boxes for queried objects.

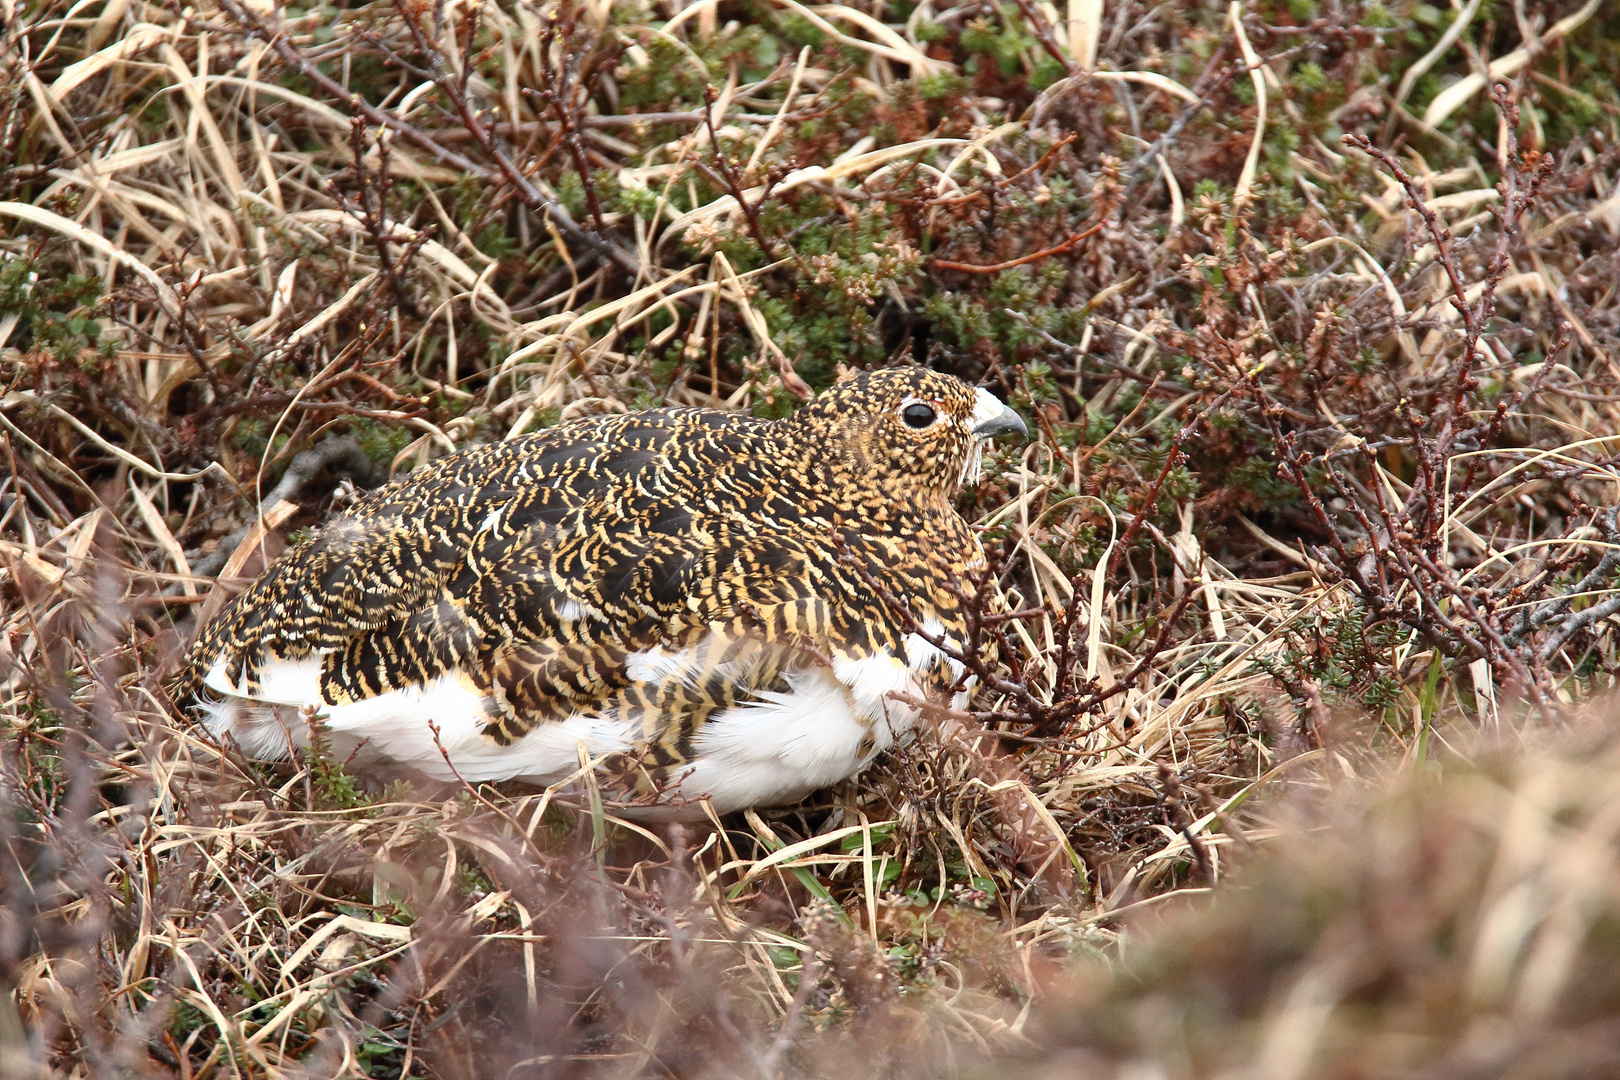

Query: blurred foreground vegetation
[3,0,1620,1076]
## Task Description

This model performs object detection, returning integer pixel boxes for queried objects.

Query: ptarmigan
[171,368,1027,818]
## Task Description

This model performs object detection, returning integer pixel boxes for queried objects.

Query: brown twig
[1010,0,1075,76]
[931,220,1103,274]
[698,85,788,263]
[1106,379,1248,577]
[213,0,643,278]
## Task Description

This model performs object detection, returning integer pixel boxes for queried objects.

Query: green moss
[351,419,416,464]
[0,254,109,364]
[918,70,968,99]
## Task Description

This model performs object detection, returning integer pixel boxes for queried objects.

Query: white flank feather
[203,652,325,704]
[199,637,941,819]
[679,664,899,815]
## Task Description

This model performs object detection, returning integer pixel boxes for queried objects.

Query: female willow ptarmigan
[171,368,1027,818]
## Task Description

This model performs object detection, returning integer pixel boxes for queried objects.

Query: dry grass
[3,0,1620,1076]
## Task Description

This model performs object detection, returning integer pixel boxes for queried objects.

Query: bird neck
[776,420,957,515]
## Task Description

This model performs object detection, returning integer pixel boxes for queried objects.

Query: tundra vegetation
[3,0,1620,1077]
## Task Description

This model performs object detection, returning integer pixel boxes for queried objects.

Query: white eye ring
[900,399,938,429]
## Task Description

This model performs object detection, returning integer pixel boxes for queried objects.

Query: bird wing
[179,408,762,701]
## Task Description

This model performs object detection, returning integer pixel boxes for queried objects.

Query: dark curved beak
[971,387,1030,440]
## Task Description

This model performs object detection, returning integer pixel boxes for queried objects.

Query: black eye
[901,402,936,429]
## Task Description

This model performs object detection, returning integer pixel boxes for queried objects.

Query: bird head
[791,368,1028,500]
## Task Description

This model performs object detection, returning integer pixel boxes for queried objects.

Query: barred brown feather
[172,368,1026,814]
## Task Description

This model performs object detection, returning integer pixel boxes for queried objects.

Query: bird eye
[901,402,937,429]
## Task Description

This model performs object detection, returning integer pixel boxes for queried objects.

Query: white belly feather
[199,629,967,819]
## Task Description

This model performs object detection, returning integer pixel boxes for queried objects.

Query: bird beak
[970,387,1029,441]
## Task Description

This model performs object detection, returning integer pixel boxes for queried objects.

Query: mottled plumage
[173,368,1026,818]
